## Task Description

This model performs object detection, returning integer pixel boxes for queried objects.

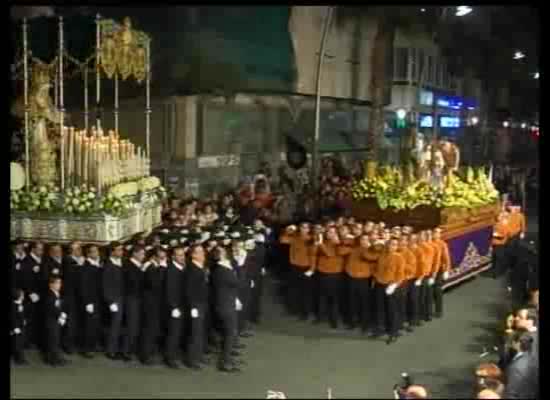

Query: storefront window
[394,48,409,80]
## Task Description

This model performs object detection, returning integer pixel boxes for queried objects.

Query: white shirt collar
[158,260,168,268]
[14,252,25,260]
[31,253,42,264]
[130,258,143,269]
[110,257,122,267]
[51,289,60,298]
[218,260,233,270]
[53,256,62,264]
[173,261,185,271]
[71,255,85,265]
[87,257,101,267]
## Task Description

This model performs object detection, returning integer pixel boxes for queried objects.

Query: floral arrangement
[138,176,161,192]
[11,183,60,212]
[63,185,98,214]
[109,181,139,198]
[98,192,132,217]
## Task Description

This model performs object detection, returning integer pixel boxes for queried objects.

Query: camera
[393,372,413,399]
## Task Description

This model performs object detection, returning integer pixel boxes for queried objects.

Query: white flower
[67,206,74,213]
[74,188,81,196]
[78,205,85,212]
[39,186,47,194]
[48,193,56,201]
[88,192,96,199]
[72,198,79,206]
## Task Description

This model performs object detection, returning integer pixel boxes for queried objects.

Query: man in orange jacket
[338,234,373,333]
[398,235,417,332]
[374,239,406,344]
[432,228,451,318]
[312,226,345,329]
[492,211,511,278]
[409,234,424,327]
[279,223,315,320]
[418,231,436,322]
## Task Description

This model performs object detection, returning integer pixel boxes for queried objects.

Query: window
[419,90,434,106]
[417,49,426,82]
[410,48,417,82]
[394,48,409,80]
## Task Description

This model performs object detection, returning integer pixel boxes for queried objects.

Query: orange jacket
[399,248,417,281]
[429,240,442,275]
[410,246,424,279]
[418,243,435,277]
[375,251,405,285]
[280,233,312,269]
[492,222,511,246]
[433,239,451,273]
[339,246,373,279]
[315,242,345,274]
[509,212,526,236]
[362,245,384,276]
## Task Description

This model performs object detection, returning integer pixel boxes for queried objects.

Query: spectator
[504,331,537,399]
[476,389,501,399]
[404,385,428,399]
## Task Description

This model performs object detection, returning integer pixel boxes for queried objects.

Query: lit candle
[68,127,74,185]
[83,137,89,184]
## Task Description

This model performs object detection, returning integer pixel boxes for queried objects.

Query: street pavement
[11,272,511,399]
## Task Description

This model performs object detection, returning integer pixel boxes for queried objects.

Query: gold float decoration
[99,17,149,83]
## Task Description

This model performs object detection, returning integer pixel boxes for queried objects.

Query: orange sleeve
[337,245,354,256]
[520,214,527,234]
[439,241,452,272]
[318,243,336,257]
[280,233,294,245]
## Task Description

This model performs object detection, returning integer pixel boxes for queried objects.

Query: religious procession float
[350,136,500,289]
[10,15,165,244]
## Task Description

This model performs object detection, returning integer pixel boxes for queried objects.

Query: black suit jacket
[185,262,209,310]
[79,260,101,306]
[505,352,538,399]
[212,263,239,313]
[19,255,46,296]
[102,259,125,305]
[165,262,186,311]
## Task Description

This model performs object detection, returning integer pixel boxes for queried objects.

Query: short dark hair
[512,331,534,352]
[48,275,62,285]
[131,246,145,257]
[30,241,43,251]
[110,241,123,254]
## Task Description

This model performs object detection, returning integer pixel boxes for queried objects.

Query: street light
[471,117,479,126]
[514,51,526,60]
[534,72,539,79]
[455,6,472,16]
[396,108,408,120]
[521,123,527,129]
[503,121,510,128]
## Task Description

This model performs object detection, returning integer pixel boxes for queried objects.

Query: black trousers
[218,307,238,367]
[492,245,508,277]
[61,296,79,351]
[347,277,372,331]
[121,297,141,355]
[249,276,264,323]
[407,281,420,325]
[187,305,206,366]
[374,283,398,336]
[238,286,251,334]
[140,299,161,361]
[396,285,407,330]
[12,332,25,361]
[433,273,444,317]
[318,273,342,328]
[105,302,123,354]
[81,308,100,353]
[290,267,314,319]
[45,320,62,363]
[24,299,39,348]
[164,310,184,362]
[423,281,434,321]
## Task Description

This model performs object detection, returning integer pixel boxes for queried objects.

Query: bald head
[477,389,501,399]
[405,385,428,399]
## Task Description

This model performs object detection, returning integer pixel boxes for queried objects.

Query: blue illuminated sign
[436,95,477,110]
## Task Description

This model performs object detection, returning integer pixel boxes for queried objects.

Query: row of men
[11,229,269,372]
[279,221,451,344]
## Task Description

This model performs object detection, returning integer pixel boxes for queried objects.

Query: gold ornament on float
[99,17,149,83]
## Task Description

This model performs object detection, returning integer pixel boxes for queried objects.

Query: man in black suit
[43,276,69,366]
[163,247,187,369]
[121,246,146,362]
[102,242,125,360]
[12,240,27,296]
[79,245,102,358]
[504,331,537,399]
[11,289,27,365]
[61,241,85,354]
[19,241,45,348]
[185,244,210,370]
[248,233,266,325]
[211,246,241,373]
[232,240,254,338]
[44,243,64,281]
[140,247,168,365]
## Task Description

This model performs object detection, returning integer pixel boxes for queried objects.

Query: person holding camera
[504,331,537,399]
